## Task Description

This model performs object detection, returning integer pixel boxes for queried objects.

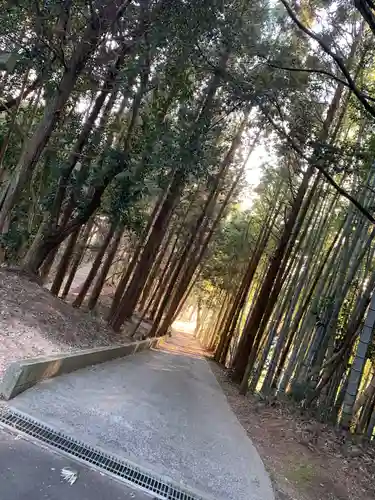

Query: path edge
[1,336,167,400]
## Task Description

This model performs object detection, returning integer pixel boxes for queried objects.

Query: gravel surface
[0,269,131,377]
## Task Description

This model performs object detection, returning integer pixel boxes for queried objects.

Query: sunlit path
[8,330,274,500]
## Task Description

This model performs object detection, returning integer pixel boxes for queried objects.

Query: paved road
[9,331,274,500]
[0,427,151,500]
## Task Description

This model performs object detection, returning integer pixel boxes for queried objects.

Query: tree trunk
[108,191,167,319]
[232,165,314,386]
[61,219,95,299]
[149,153,246,338]
[137,229,175,313]
[50,48,129,225]
[50,228,80,296]
[72,222,116,308]
[22,36,150,275]
[87,225,124,310]
[215,195,280,364]
[148,243,182,321]
[0,0,127,231]
[341,290,375,429]
[110,171,184,328]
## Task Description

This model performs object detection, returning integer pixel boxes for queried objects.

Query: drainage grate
[0,407,202,500]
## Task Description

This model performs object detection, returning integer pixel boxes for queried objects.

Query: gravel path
[9,330,275,500]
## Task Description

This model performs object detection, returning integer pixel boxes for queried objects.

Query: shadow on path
[8,331,274,500]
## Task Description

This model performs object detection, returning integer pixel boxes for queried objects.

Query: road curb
[1,336,166,400]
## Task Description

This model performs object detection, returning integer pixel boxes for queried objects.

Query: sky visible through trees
[2,0,375,439]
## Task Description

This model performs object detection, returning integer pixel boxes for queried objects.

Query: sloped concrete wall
[1,336,165,400]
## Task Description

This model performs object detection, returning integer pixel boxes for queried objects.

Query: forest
[1,0,375,438]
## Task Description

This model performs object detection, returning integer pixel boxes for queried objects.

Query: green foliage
[3,0,375,440]
[198,208,255,294]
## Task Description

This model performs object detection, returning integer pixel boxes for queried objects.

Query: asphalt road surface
[0,427,152,500]
[10,331,274,500]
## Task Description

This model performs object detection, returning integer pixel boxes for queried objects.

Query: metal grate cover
[0,406,203,500]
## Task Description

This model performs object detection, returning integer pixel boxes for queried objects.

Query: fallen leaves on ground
[0,269,132,376]
[60,467,79,485]
[211,362,375,500]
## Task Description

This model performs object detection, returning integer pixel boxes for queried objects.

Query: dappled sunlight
[172,319,196,334]
[157,329,211,359]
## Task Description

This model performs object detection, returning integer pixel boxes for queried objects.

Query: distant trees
[2,0,375,436]
[193,1,375,436]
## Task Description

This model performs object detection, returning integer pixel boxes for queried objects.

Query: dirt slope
[0,269,130,376]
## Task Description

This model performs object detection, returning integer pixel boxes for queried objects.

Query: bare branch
[263,60,375,103]
[279,0,375,118]
[355,0,375,36]
[261,103,375,224]
[0,75,43,114]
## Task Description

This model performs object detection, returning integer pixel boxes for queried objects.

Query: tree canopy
[2,0,375,436]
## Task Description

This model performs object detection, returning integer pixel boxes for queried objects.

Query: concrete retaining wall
[1,337,165,400]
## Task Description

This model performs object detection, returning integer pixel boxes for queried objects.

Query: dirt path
[211,364,375,500]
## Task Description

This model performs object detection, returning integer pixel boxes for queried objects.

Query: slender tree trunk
[50,228,80,296]
[215,194,280,364]
[87,225,124,310]
[137,229,175,313]
[108,191,167,318]
[0,0,128,231]
[110,172,184,329]
[232,165,314,386]
[50,50,128,226]
[341,290,375,429]
[235,76,347,392]
[72,222,117,308]
[172,269,201,323]
[22,42,150,275]
[110,46,231,330]
[206,292,231,351]
[61,219,95,299]
[149,152,246,338]
[148,249,182,320]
